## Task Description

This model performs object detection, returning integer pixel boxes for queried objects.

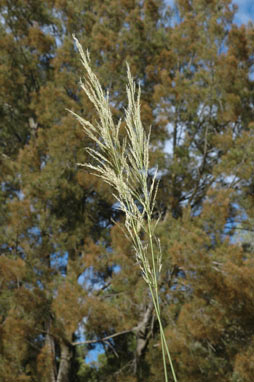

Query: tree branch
[72,328,133,346]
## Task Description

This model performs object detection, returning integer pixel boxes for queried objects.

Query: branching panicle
[69,36,177,382]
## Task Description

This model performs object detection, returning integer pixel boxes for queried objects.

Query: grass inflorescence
[69,36,177,382]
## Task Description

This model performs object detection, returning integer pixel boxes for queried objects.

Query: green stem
[149,284,178,382]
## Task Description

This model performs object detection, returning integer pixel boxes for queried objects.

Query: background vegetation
[0,0,254,381]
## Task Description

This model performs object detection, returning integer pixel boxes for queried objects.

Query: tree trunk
[45,322,57,382]
[56,342,73,382]
[134,300,154,374]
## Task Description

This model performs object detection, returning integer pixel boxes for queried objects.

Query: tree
[0,0,254,381]
[149,1,254,381]
[0,0,175,381]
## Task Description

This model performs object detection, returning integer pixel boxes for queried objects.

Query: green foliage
[1,0,254,381]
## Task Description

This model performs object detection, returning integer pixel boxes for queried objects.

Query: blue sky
[166,0,254,25]
[233,0,254,24]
